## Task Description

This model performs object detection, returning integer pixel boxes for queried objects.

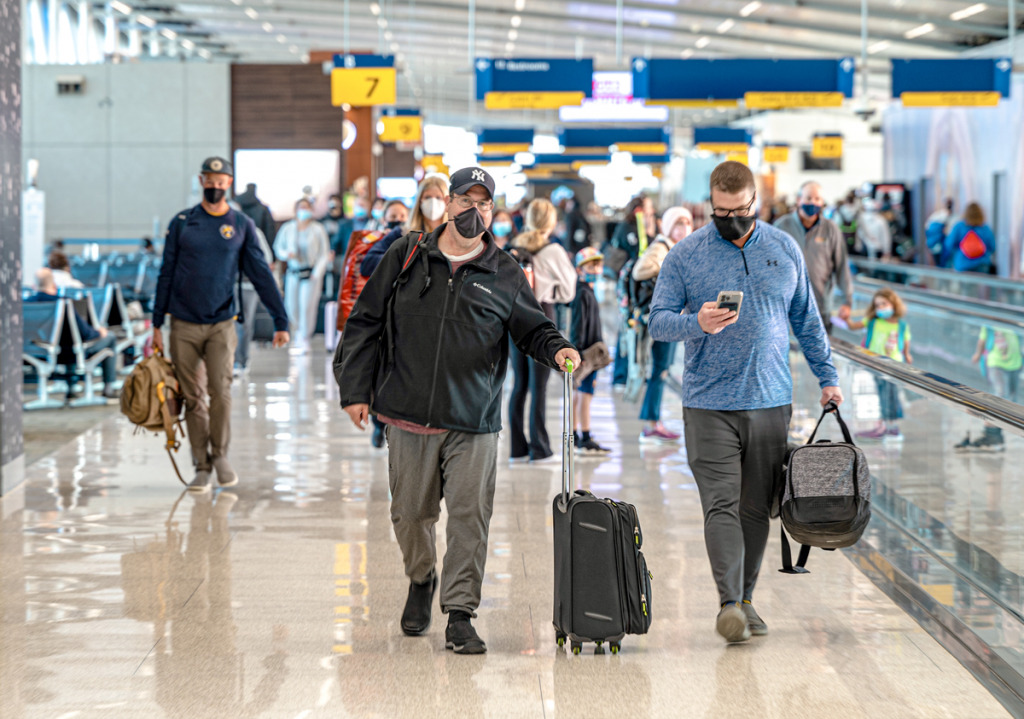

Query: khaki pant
[385,426,498,616]
[170,317,238,472]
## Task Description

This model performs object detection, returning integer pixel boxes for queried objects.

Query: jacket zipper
[424,267,454,427]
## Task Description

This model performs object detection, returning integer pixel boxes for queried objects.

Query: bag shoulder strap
[779,525,811,574]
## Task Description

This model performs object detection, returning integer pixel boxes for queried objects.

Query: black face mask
[712,214,756,243]
[203,187,226,205]
[387,219,404,230]
[453,207,488,240]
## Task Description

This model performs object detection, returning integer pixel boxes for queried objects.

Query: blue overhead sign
[694,127,752,153]
[333,53,395,68]
[475,57,593,109]
[558,127,670,155]
[382,107,420,117]
[478,128,534,155]
[891,58,1012,106]
[632,58,855,108]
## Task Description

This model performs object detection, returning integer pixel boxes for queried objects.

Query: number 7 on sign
[331,67,397,107]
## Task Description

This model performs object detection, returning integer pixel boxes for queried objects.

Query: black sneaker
[576,437,611,454]
[972,433,1005,452]
[371,424,385,449]
[400,573,437,636]
[445,614,487,654]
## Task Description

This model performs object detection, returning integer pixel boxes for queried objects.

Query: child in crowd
[570,248,612,455]
[848,288,912,441]
[955,326,1022,452]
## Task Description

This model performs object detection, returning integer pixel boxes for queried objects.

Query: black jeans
[507,340,553,460]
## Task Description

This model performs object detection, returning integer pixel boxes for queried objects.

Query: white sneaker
[187,470,212,493]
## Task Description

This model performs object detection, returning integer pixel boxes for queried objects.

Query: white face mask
[421,197,445,222]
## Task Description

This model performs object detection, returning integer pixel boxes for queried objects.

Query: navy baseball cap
[450,167,495,200]
[201,156,234,176]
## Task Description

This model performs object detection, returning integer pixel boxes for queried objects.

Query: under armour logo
[472,169,486,182]
[767,259,778,267]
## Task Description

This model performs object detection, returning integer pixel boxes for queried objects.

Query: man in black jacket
[335,166,579,655]
[235,183,277,249]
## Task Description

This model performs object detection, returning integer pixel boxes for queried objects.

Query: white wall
[734,109,884,204]
[22,63,230,243]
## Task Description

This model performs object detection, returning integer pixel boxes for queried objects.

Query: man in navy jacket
[152,157,290,493]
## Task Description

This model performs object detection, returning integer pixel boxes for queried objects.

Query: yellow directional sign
[745,92,844,109]
[484,91,585,110]
[331,67,397,107]
[571,160,608,171]
[421,155,449,176]
[615,142,668,155]
[763,145,790,164]
[726,151,749,166]
[697,142,750,154]
[811,136,843,159]
[900,91,1001,107]
[480,143,532,155]
[378,115,422,143]
[652,99,739,109]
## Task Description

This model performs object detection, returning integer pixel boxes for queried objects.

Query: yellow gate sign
[331,67,397,107]
[763,145,790,164]
[378,115,422,143]
[811,135,843,159]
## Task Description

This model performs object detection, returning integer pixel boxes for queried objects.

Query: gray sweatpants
[684,405,792,606]
[386,426,499,616]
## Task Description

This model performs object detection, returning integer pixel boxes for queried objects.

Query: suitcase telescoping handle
[561,359,575,502]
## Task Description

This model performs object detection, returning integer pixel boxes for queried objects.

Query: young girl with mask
[490,209,515,250]
[848,287,912,441]
[360,175,449,279]
[276,197,331,353]
[571,248,612,454]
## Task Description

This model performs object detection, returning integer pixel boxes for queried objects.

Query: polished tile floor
[0,345,1012,719]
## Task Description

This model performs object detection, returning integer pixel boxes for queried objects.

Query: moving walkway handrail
[852,276,1024,330]
[828,336,1024,434]
[849,257,1024,293]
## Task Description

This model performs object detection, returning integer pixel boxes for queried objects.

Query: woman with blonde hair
[508,198,578,462]
[360,174,449,279]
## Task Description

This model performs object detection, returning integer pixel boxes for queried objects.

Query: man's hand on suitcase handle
[343,403,370,430]
[820,386,844,408]
[555,348,581,373]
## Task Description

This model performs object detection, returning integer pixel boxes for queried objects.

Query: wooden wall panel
[231,64,341,150]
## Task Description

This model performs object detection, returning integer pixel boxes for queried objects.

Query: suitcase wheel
[556,632,567,648]
[571,641,582,655]
[610,642,621,655]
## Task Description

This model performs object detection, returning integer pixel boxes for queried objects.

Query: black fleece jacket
[334,224,575,433]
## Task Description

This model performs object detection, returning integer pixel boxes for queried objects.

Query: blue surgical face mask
[372,208,384,220]
[493,221,513,238]
[353,205,368,220]
[875,307,894,319]
[583,272,600,284]
[296,208,313,222]
[800,203,820,218]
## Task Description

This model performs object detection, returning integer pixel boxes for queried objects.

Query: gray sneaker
[742,602,768,636]
[716,603,751,643]
[187,470,212,493]
[212,457,239,487]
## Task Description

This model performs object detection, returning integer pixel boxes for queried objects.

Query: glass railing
[850,258,1024,306]
[789,337,1024,712]
[834,276,1024,403]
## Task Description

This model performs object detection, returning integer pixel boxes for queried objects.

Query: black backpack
[778,402,871,573]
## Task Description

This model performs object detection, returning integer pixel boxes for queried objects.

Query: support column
[0,0,25,494]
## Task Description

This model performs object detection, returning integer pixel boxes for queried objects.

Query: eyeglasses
[453,195,494,212]
[711,193,756,219]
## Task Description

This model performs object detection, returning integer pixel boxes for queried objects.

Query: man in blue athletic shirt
[152,157,290,493]
[649,161,843,643]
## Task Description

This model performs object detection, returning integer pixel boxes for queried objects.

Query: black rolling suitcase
[552,363,653,655]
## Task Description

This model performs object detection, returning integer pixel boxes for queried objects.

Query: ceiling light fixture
[511,15,521,27]
[390,42,398,51]
[739,1,761,17]
[904,22,935,38]
[680,48,694,58]
[199,48,212,58]
[505,41,515,51]
[244,7,259,19]
[377,17,387,28]
[695,36,710,48]
[508,29,518,40]
[109,1,132,14]
[136,14,156,27]
[716,19,734,33]
[950,3,987,20]
[160,28,177,39]
[384,30,393,40]
[276,34,286,42]
[515,0,525,11]
[867,39,890,53]
[262,22,273,32]
[180,38,195,49]
[370,3,381,15]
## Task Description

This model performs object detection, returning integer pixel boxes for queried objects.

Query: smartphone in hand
[716,291,744,317]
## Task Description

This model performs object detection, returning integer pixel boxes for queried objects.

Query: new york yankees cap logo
[450,166,495,200]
